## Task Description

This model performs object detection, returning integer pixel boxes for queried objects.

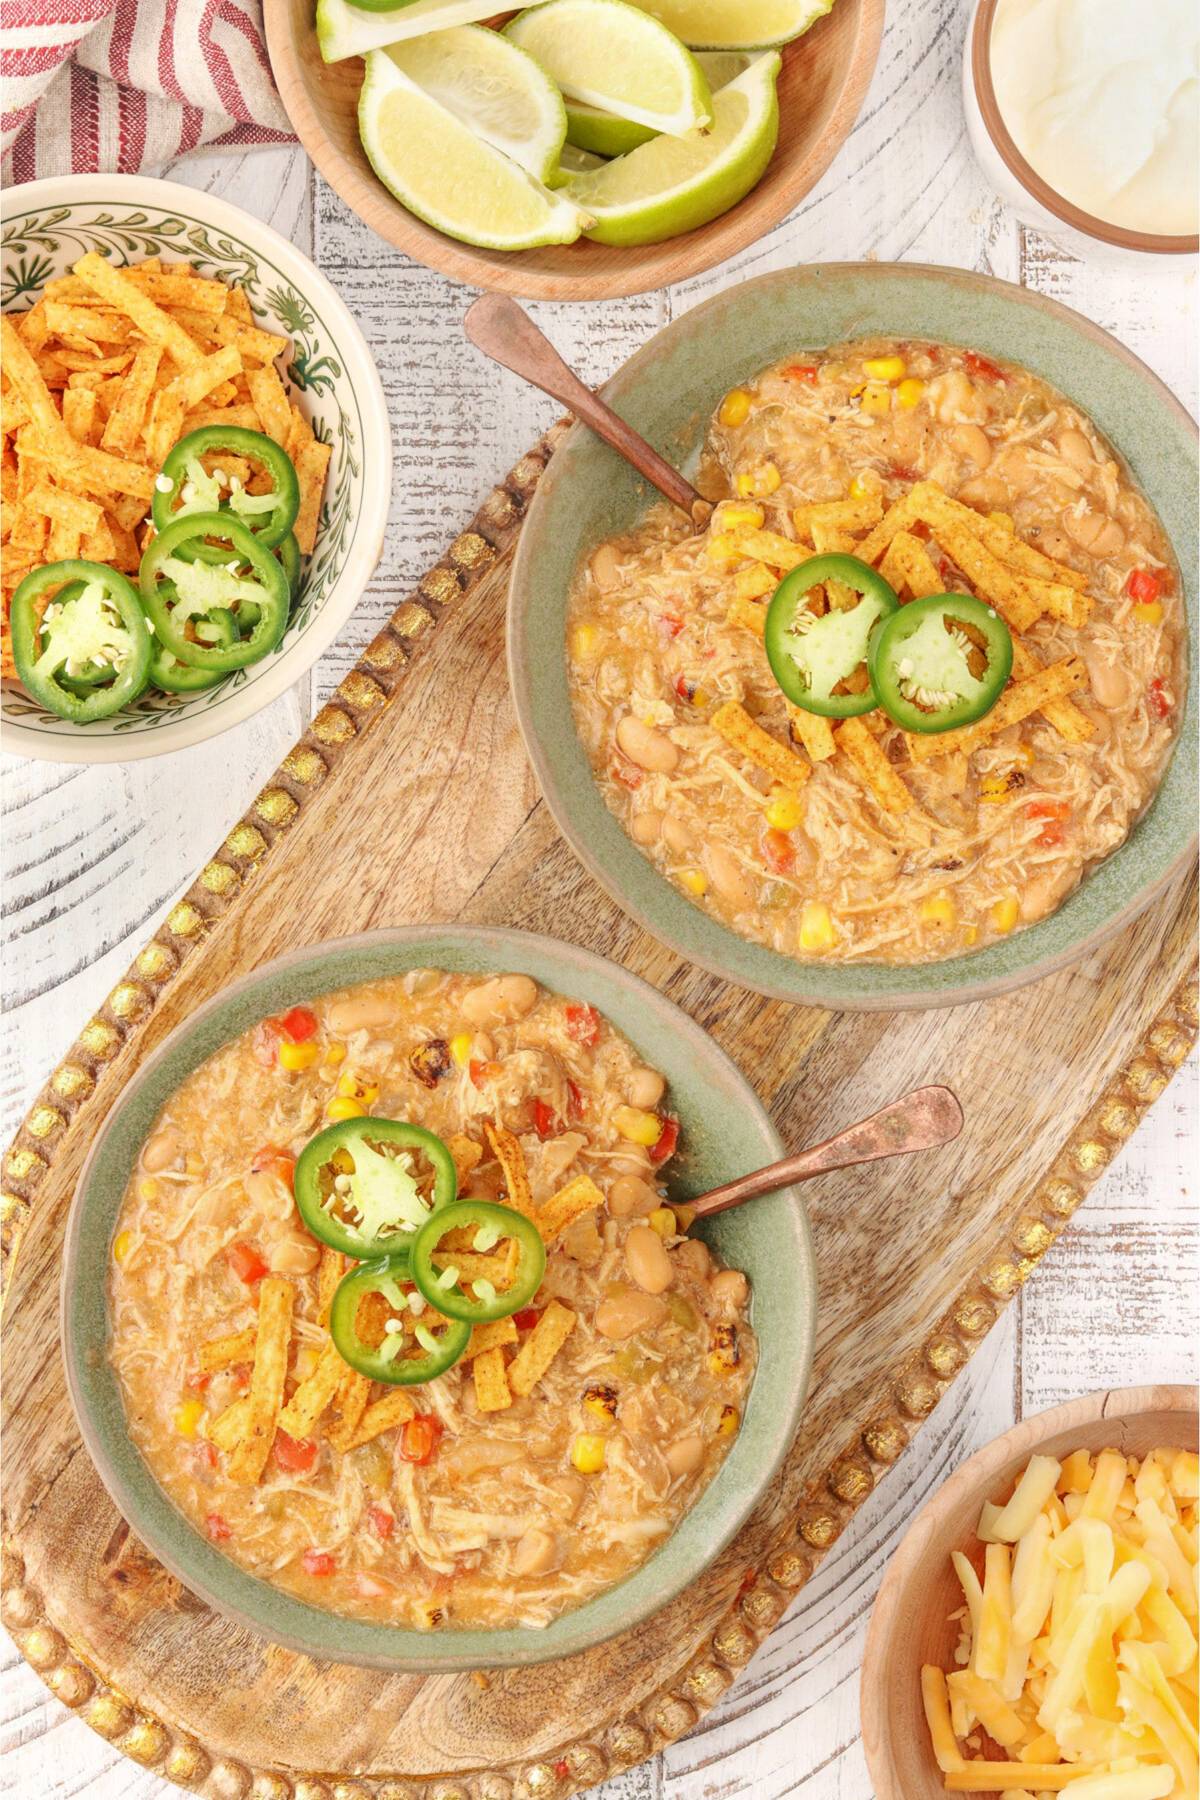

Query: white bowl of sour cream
[964,0,1198,266]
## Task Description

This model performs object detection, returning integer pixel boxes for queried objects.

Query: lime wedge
[564,49,750,157]
[629,0,833,50]
[556,144,608,176]
[505,0,712,137]
[564,52,780,246]
[358,50,588,249]
[382,27,567,184]
[317,0,508,63]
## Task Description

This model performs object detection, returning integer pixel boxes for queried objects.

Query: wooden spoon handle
[688,1085,964,1219]
[464,293,711,526]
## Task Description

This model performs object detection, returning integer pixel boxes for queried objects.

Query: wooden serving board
[2,425,1196,1800]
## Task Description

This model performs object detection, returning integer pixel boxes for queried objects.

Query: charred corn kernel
[895,377,926,410]
[979,772,1018,803]
[449,1032,473,1067]
[920,892,956,929]
[679,867,709,897]
[413,1599,445,1631]
[719,387,751,428]
[571,1433,607,1474]
[582,1384,618,1424]
[173,1400,205,1439]
[138,1178,159,1202]
[863,355,906,382]
[708,1323,740,1374]
[571,622,601,659]
[686,685,711,709]
[716,501,765,532]
[326,1096,366,1122]
[112,1231,134,1264]
[185,1154,204,1177]
[322,1041,347,1068]
[765,790,803,831]
[859,382,892,417]
[991,895,1020,934]
[279,1040,319,1072]
[1134,601,1164,625]
[613,1106,663,1146]
[736,461,781,498]
[337,1072,379,1103]
[705,530,742,564]
[799,900,836,952]
[717,1404,740,1436]
[648,1207,676,1238]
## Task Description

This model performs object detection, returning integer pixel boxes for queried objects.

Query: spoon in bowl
[464,292,714,529]
[687,1084,963,1220]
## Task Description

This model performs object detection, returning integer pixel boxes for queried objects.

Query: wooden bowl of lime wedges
[263,0,884,300]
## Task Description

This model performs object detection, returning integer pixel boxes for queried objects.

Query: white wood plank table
[2,1,1196,1794]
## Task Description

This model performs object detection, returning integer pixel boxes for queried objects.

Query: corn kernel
[648,1207,676,1238]
[979,773,1018,804]
[449,1032,473,1067]
[678,867,709,897]
[848,474,881,500]
[920,892,956,929]
[719,388,751,428]
[991,895,1020,934]
[859,382,892,417]
[863,355,906,382]
[686,685,711,709]
[279,1040,319,1072]
[613,1106,663,1147]
[717,1404,740,1436]
[113,1230,134,1264]
[1134,601,1164,625]
[185,1154,203,1177]
[326,1096,366,1122]
[582,1385,618,1424]
[571,622,601,659]
[765,790,803,832]
[799,901,836,952]
[705,530,742,564]
[736,461,781,498]
[571,1433,607,1474]
[173,1400,205,1439]
[895,378,925,410]
[322,1042,347,1067]
[963,926,979,946]
[138,1178,159,1202]
[715,501,764,532]
[337,1071,379,1103]
[707,1323,740,1374]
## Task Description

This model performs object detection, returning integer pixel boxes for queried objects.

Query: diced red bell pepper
[194,1442,218,1471]
[963,351,1005,383]
[302,1549,336,1577]
[761,828,795,875]
[368,1504,395,1540]
[782,363,818,383]
[649,1116,680,1167]
[205,1512,231,1542]
[251,1143,296,1189]
[1125,568,1163,605]
[674,674,695,702]
[1036,822,1066,848]
[226,1241,268,1285]
[1026,800,1070,822]
[554,1762,571,1781]
[1148,677,1172,720]
[512,1307,541,1332]
[274,1431,319,1474]
[565,1003,602,1047]
[889,463,920,485]
[659,614,685,640]
[566,1078,584,1122]
[399,1415,443,1466]
[185,1370,211,1393]
[532,1098,560,1140]
[262,1005,319,1044]
[611,759,643,791]
[468,1059,502,1088]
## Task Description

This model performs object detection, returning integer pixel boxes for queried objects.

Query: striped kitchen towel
[1,0,295,185]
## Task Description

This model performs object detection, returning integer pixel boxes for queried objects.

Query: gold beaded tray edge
[2,420,1197,1800]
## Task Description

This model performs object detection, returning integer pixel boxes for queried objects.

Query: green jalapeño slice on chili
[294,1118,457,1260]
[329,1259,470,1387]
[410,1199,546,1324]
[869,593,1013,734]
[151,426,299,562]
[10,561,152,722]
[764,554,899,718]
[139,511,290,671]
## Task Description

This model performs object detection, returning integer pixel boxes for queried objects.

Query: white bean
[590,543,621,594]
[1085,649,1129,710]
[662,815,694,855]
[608,1175,660,1219]
[460,974,539,1026]
[710,1268,749,1315]
[624,1224,674,1295]
[326,993,392,1035]
[627,1067,665,1110]
[616,715,679,774]
[672,1238,712,1280]
[142,1128,181,1174]
[267,1235,321,1275]
[595,1285,668,1340]
[705,845,752,910]
[952,423,992,469]
[664,1436,705,1479]
[1063,508,1125,557]
[512,1528,559,1576]
[631,810,663,846]
[1057,428,1094,473]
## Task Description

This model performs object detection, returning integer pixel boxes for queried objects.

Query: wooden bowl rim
[261,0,885,300]
[860,1382,1200,1800]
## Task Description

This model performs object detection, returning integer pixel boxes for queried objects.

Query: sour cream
[989,0,1199,237]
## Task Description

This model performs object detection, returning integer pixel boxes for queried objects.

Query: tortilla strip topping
[506,1300,577,1398]
[711,700,811,791]
[227,1276,293,1484]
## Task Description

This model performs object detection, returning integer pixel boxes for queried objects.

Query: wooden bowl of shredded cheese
[861,1385,1198,1800]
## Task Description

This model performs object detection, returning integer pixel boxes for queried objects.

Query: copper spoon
[464,292,713,529]
[687,1084,963,1220]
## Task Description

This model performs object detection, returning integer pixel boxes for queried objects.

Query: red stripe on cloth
[213,0,275,93]
[70,59,99,170]
[209,122,293,146]
[1,44,69,74]
[156,0,188,105]
[115,78,145,172]
[9,110,37,182]
[177,100,204,157]
[197,0,246,121]
[108,0,138,85]
[0,2,109,27]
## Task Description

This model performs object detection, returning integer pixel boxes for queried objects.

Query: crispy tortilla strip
[726,594,767,637]
[73,252,202,370]
[445,1132,483,1185]
[292,437,331,555]
[43,302,133,344]
[181,403,262,435]
[170,309,287,363]
[208,1396,252,1453]
[854,488,922,564]
[1,315,66,440]
[163,342,241,412]
[732,561,775,602]
[1020,574,1091,627]
[444,1241,522,1290]
[879,529,944,600]
[1,341,154,499]
[786,702,836,763]
[986,510,1088,589]
[836,715,916,815]
[325,1367,372,1454]
[25,483,103,536]
[16,301,49,350]
[130,267,229,313]
[246,364,292,446]
[473,1346,513,1413]
[100,342,163,454]
[5,506,47,552]
[725,526,808,573]
[809,521,856,559]
[466,1318,518,1360]
[143,388,187,472]
[925,516,1040,632]
[277,1339,343,1439]
[345,1387,417,1448]
[1011,638,1094,743]
[483,1121,539,1220]
[792,493,883,537]
[906,657,1086,762]
[226,1275,293,1484]
[60,385,97,446]
[46,519,82,560]
[198,1325,257,1374]
[507,1299,577,1399]
[538,1174,604,1243]
[316,1246,345,1326]
[712,700,811,791]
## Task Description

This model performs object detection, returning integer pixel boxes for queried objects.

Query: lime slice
[563,51,780,246]
[564,49,749,157]
[358,51,588,249]
[317,0,503,65]
[382,27,567,184]
[629,0,833,50]
[505,0,712,137]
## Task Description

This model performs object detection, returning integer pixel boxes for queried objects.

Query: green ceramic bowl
[62,926,816,1671]
[508,264,1197,1009]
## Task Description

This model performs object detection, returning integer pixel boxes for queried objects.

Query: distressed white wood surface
[1,0,1196,1794]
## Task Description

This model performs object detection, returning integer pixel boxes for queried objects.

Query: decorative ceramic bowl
[261,0,884,301]
[508,262,1198,1010]
[0,174,391,763]
[860,1384,1199,1799]
[61,924,817,1671]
